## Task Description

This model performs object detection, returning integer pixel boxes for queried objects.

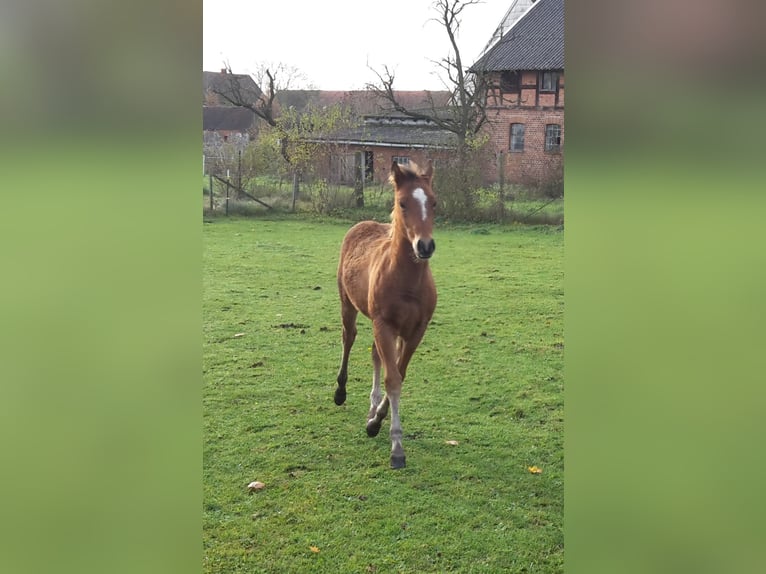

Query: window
[392,156,410,165]
[509,123,525,152]
[540,72,558,93]
[500,71,520,93]
[545,124,562,152]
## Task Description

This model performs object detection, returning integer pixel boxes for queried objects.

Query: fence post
[354,152,364,208]
[225,171,230,216]
[209,173,213,212]
[497,151,505,195]
[237,150,242,198]
[292,171,299,212]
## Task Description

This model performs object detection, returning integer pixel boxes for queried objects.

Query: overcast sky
[203,0,511,90]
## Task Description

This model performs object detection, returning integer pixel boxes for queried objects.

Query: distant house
[203,70,263,174]
[203,106,257,145]
[471,0,564,186]
[203,106,258,174]
[203,70,262,107]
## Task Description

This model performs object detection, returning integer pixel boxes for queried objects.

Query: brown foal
[334,160,438,469]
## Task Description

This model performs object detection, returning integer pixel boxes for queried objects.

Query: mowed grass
[203,217,563,573]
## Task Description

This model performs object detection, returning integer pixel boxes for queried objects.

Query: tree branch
[366,0,487,151]
[210,65,293,163]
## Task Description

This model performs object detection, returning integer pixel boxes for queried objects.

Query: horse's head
[391,160,437,260]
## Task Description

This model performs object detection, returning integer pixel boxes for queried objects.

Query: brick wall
[482,70,564,186]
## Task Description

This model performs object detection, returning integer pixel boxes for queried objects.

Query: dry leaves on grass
[528,466,543,474]
[445,440,460,446]
[309,546,320,553]
[233,332,245,338]
[247,481,266,491]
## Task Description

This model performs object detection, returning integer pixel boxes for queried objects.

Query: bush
[304,179,357,215]
[432,156,488,221]
[539,173,564,199]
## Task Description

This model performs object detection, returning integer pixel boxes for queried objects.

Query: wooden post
[354,152,364,208]
[209,174,213,212]
[225,170,230,216]
[236,150,242,199]
[291,171,299,212]
[497,151,505,196]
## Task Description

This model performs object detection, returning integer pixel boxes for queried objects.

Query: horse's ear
[391,161,405,186]
[423,160,434,183]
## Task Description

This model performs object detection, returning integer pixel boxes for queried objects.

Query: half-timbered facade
[472,0,564,187]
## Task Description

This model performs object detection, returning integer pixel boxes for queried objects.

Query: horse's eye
[399,202,406,209]
[432,201,437,208]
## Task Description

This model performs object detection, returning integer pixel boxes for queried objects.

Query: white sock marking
[412,187,427,221]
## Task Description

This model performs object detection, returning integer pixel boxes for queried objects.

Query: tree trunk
[354,152,364,208]
[455,141,473,212]
[291,171,299,212]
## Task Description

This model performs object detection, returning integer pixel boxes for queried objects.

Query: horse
[334,160,438,469]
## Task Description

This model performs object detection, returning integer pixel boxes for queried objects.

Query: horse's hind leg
[366,342,387,437]
[334,295,357,405]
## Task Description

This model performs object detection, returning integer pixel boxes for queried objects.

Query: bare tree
[251,61,315,92]
[367,0,489,156]
[211,62,291,163]
[367,0,492,217]
[207,62,359,211]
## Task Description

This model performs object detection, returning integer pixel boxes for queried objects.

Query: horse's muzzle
[416,238,436,259]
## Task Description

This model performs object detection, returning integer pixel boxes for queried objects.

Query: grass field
[203,216,563,573]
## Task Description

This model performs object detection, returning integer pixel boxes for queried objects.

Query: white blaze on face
[412,188,428,221]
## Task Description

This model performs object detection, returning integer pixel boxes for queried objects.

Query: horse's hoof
[366,418,381,437]
[334,387,346,406]
[390,454,406,469]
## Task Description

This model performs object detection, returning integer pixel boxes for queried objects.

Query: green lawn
[203,217,563,573]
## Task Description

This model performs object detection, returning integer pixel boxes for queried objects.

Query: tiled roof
[478,0,537,56]
[471,0,564,72]
[203,106,257,132]
[319,118,457,149]
[276,90,452,116]
[203,71,262,105]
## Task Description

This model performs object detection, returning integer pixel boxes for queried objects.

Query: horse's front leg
[369,323,405,468]
[385,329,428,467]
[386,383,405,469]
[366,342,386,433]
[366,337,403,434]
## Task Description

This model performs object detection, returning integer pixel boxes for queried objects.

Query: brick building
[202,0,565,189]
[278,91,454,185]
[203,70,264,174]
[472,0,564,187]
[313,114,456,185]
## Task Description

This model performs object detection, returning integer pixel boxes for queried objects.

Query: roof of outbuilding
[318,117,457,149]
[276,90,453,116]
[202,106,257,132]
[471,0,564,72]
